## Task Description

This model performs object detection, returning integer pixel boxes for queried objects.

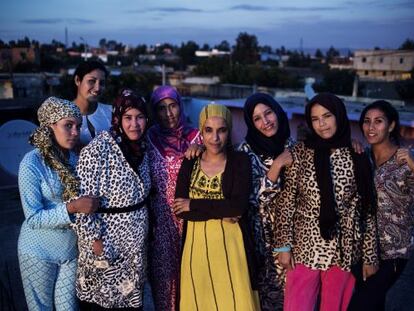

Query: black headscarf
[111,89,147,172]
[305,93,375,240]
[244,93,290,161]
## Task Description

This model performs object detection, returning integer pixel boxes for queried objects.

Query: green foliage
[399,38,414,50]
[232,32,259,64]
[214,40,230,51]
[193,55,302,88]
[193,57,230,76]
[56,72,161,104]
[395,70,414,100]
[176,41,199,67]
[314,69,356,95]
[326,46,340,61]
[101,72,161,103]
[286,51,311,67]
[314,49,324,58]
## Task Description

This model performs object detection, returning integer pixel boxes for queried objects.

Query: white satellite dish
[0,120,37,176]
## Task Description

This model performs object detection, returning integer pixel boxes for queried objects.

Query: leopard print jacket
[275,142,378,271]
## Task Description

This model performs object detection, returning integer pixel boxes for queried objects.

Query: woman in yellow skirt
[174,104,260,311]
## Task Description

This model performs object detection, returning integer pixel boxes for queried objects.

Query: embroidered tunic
[178,157,260,311]
[74,131,151,309]
[276,142,378,271]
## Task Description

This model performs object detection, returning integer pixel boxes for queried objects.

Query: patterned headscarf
[243,93,290,161]
[148,85,199,157]
[29,97,82,201]
[305,93,375,240]
[199,103,232,132]
[110,88,148,170]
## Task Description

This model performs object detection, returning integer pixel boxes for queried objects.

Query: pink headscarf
[147,86,198,157]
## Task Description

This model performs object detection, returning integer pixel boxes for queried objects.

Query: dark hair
[359,100,401,145]
[73,60,108,95]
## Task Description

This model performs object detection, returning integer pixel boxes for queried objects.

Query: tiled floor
[0,187,154,311]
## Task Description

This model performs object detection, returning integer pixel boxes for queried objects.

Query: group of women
[17,60,413,311]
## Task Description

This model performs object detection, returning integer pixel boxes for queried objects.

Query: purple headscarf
[148,86,199,157]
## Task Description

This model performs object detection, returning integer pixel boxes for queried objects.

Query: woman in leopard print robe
[237,93,295,311]
[73,89,151,310]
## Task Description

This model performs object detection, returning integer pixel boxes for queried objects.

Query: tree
[133,44,147,55]
[99,38,107,49]
[276,46,286,55]
[314,69,355,95]
[214,40,230,51]
[399,38,414,50]
[201,43,210,51]
[287,51,311,67]
[260,45,273,54]
[232,32,259,64]
[177,41,199,67]
[326,46,340,61]
[314,49,324,58]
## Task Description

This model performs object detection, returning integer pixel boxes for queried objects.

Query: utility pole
[80,37,88,61]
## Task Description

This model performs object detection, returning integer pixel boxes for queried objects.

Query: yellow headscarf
[199,104,232,132]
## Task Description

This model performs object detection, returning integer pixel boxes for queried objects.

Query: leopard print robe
[73,131,151,309]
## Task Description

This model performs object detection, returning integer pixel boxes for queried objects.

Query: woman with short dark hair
[73,60,111,145]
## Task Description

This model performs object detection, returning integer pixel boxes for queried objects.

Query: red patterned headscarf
[111,88,148,169]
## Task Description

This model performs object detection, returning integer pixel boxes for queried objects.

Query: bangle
[273,246,291,253]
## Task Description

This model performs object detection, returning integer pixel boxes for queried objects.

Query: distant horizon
[1,0,413,51]
[0,34,406,55]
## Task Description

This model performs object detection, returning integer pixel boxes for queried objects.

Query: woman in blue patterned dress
[18,97,98,311]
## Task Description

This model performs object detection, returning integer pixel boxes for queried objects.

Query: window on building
[400,58,404,64]
[383,71,386,76]
[379,57,383,63]
[362,57,367,63]
[365,70,368,75]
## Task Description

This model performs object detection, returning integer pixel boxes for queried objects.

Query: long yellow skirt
[180,219,260,311]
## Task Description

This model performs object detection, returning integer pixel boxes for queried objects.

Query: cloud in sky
[229,5,269,11]
[229,4,343,12]
[22,18,95,25]
[127,7,204,13]
[21,18,62,24]
[2,0,412,48]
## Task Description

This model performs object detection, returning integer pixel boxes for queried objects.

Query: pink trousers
[284,264,355,311]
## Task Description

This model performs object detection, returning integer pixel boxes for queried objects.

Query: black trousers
[79,300,143,311]
[348,258,407,311]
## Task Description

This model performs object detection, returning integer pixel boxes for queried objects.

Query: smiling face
[252,103,278,137]
[121,108,147,141]
[310,103,337,140]
[50,117,81,150]
[362,108,394,145]
[156,98,180,129]
[75,69,106,104]
[202,116,229,155]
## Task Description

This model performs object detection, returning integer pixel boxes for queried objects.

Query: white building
[354,50,414,81]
